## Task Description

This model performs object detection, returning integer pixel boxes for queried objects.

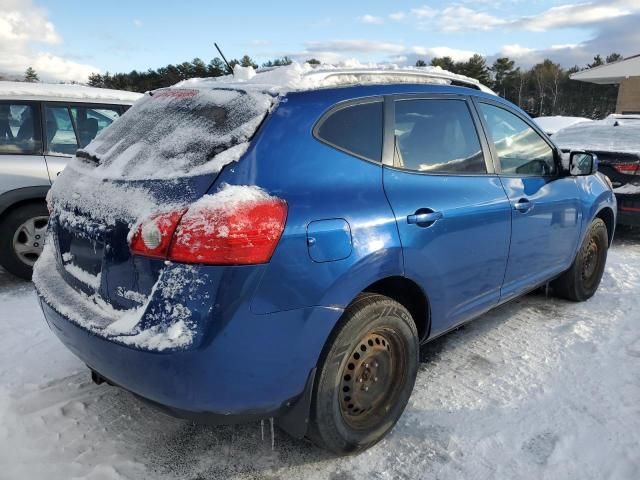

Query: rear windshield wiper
[76,149,101,164]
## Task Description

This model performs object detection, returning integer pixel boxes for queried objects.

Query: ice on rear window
[78,88,273,180]
[553,121,640,155]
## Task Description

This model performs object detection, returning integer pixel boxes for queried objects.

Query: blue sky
[2,0,639,82]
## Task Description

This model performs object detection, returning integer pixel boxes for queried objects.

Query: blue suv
[35,67,616,454]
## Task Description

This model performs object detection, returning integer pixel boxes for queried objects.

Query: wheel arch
[595,206,615,246]
[0,186,50,223]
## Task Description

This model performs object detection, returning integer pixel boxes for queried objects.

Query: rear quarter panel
[213,89,404,314]
[576,173,617,246]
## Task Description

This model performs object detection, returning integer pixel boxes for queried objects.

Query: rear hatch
[36,86,275,346]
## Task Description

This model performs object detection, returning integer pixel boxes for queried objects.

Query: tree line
[20,51,623,119]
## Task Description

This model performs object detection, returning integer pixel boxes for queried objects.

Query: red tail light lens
[129,198,287,265]
[129,210,185,259]
[613,163,640,175]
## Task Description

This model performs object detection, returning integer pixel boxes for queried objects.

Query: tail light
[612,163,640,175]
[129,197,287,265]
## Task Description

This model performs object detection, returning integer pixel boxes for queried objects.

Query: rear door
[474,100,582,300]
[382,94,511,335]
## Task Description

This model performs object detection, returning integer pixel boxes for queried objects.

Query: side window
[479,103,556,176]
[45,106,79,156]
[394,99,486,173]
[316,101,383,162]
[70,106,121,148]
[0,103,42,155]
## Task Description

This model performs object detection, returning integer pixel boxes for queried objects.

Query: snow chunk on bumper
[34,241,203,352]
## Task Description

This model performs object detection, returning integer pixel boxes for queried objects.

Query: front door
[476,101,582,300]
[383,96,512,336]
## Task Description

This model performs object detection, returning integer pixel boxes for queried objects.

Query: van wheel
[552,218,608,301]
[0,203,49,280]
[307,294,419,454]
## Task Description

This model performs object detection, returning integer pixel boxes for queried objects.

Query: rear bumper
[38,293,341,431]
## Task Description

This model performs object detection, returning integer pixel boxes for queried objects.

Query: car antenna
[214,43,234,75]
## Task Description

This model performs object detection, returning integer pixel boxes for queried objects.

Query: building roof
[570,54,640,85]
[0,81,142,104]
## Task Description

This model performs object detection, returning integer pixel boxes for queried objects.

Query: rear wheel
[308,294,419,454]
[552,218,608,301]
[0,203,49,280]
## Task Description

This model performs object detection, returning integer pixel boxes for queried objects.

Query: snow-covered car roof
[176,62,496,95]
[0,81,142,105]
[534,116,593,135]
[552,120,640,155]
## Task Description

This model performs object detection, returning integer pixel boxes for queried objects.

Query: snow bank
[534,116,592,135]
[0,80,142,103]
[176,61,495,95]
[553,120,640,154]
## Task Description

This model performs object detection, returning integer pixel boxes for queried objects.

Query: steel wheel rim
[581,237,600,289]
[338,328,407,429]
[12,215,49,266]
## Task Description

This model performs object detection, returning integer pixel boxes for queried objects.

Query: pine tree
[208,58,227,77]
[459,54,491,86]
[430,56,456,73]
[490,57,516,97]
[415,60,427,67]
[87,73,104,87]
[24,67,39,82]
[240,55,258,69]
[605,53,623,63]
[305,58,321,65]
[588,55,604,68]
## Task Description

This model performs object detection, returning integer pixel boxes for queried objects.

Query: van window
[0,103,42,155]
[394,99,486,173]
[70,106,121,148]
[315,101,383,162]
[45,106,79,156]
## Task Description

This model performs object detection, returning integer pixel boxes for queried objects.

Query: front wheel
[307,293,419,454]
[552,218,608,301]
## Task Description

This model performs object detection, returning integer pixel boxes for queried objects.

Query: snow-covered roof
[570,54,640,85]
[534,116,593,135]
[0,81,142,104]
[176,62,496,95]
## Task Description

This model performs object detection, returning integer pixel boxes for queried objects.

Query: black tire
[0,202,49,280]
[552,218,608,301]
[307,293,419,454]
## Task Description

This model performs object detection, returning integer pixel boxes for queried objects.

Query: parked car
[34,65,616,454]
[533,115,592,136]
[0,81,141,279]
[553,116,640,226]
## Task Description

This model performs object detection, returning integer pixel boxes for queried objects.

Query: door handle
[513,198,533,213]
[407,211,443,227]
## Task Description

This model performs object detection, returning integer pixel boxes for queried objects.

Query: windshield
[78,88,273,180]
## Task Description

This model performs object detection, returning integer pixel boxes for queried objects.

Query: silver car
[0,81,141,279]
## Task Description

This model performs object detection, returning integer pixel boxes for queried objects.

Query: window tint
[45,106,78,155]
[70,106,121,148]
[394,99,485,173]
[0,103,42,155]
[479,103,556,176]
[316,101,383,161]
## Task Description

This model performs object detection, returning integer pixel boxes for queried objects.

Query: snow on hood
[176,61,496,95]
[552,120,640,155]
[0,80,141,103]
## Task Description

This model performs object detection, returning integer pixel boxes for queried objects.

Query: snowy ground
[1,229,639,480]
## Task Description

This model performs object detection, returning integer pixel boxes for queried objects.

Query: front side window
[45,106,78,156]
[0,103,42,155]
[479,103,556,176]
[70,106,121,148]
[315,101,383,162]
[394,99,486,173]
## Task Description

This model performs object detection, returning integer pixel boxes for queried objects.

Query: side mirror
[569,151,597,176]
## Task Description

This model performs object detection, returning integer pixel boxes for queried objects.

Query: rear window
[315,101,383,162]
[78,88,273,179]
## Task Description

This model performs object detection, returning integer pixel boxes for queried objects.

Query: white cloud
[410,46,478,62]
[389,11,406,21]
[359,14,384,25]
[133,19,143,28]
[438,6,507,32]
[514,1,637,31]
[500,44,535,58]
[251,39,271,46]
[411,6,438,18]
[0,0,99,82]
